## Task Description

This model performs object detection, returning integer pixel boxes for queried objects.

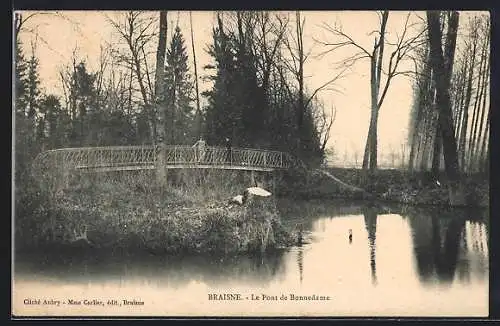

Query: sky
[15,10,487,165]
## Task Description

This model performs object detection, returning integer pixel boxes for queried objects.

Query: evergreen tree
[14,39,43,186]
[14,39,29,117]
[26,52,42,123]
[203,12,325,166]
[40,94,68,149]
[66,61,99,145]
[203,15,242,146]
[164,26,195,145]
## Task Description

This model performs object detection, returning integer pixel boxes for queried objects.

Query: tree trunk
[189,11,202,139]
[420,130,430,171]
[478,106,490,173]
[408,134,417,172]
[468,30,488,172]
[476,57,489,172]
[362,128,370,170]
[363,11,388,172]
[432,10,458,177]
[414,134,423,171]
[409,49,432,172]
[296,11,304,156]
[426,10,464,206]
[363,53,378,170]
[154,11,168,185]
[458,27,477,172]
[431,123,442,175]
[467,48,484,172]
[368,107,379,171]
[453,60,467,140]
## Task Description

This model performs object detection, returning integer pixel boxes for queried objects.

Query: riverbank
[14,167,488,253]
[277,167,489,207]
[14,171,296,253]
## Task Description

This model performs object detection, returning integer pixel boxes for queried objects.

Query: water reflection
[362,208,378,285]
[296,246,304,284]
[405,207,488,285]
[14,200,489,316]
[15,249,288,289]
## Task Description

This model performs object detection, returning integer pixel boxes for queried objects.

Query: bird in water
[349,229,353,244]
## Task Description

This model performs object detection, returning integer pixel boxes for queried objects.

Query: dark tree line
[15,10,336,192]
[202,12,335,166]
[14,12,199,187]
[408,12,490,175]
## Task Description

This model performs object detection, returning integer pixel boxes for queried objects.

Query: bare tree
[94,44,111,108]
[14,12,39,42]
[102,61,131,114]
[57,48,80,127]
[467,16,489,172]
[457,16,480,171]
[284,11,346,157]
[318,11,426,171]
[253,12,289,99]
[107,11,158,144]
[475,18,490,173]
[311,98,337,152]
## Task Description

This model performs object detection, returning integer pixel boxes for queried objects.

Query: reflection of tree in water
[362,208,378,286]
[467,220,489,281]
[406,207,488,285]
[456,225,471,284]
[14,248,288,289]
[296,246,304,284]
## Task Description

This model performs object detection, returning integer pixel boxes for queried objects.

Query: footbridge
[32,145,298,180]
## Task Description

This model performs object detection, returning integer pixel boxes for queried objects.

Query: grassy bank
[14,166,488,253]
[277,167,489,207]
[15,170,296,253]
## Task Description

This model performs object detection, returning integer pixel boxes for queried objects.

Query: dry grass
[15,169,294,253]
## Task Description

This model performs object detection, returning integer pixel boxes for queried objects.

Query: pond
[12,199,489,317]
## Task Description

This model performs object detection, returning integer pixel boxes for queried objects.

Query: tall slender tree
[189,12,202,139]
[319,11,425,171]
[154,11,168,184]
[431,11,459,176]
[426,10,463,205]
